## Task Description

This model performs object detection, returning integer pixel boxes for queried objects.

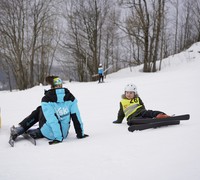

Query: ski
[128,120,180,132]
[22,133,36,146]
[8,125,17,147]
[128,114,189,125]
[9,126,36,147]
[9,133,36,147]
[8,137,15,147]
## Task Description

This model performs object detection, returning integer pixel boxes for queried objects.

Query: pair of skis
[128,114,190,132]
[9,129,36,147]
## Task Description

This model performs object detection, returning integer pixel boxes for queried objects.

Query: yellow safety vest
[121,98,142,118]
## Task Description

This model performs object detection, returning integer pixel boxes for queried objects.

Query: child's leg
[27,128,44,139]
[19,106,41,132]
[98,75,101,82]
[102,75,104,82]
[141,110,165,118]
[10,106,42,140]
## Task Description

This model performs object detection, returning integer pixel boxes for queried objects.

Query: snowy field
[0,42,200,180]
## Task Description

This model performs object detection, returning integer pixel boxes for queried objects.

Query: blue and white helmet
[124,84,137,94]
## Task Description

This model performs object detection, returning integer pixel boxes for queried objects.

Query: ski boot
[156,114,171,119]
[9,125,24,147]
[26,128,43,139]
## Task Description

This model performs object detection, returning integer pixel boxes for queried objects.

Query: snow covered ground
[0,43,200,180]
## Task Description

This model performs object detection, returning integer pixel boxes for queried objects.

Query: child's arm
[139,97,145,109]
[113,103,125,123]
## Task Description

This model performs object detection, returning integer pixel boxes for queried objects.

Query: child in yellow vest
[113,84,170,125]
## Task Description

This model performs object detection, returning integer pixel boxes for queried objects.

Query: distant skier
[9,76,88,146]
[98,64,104,83]
[113,83,170,125]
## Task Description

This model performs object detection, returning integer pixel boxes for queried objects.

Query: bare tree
[0,0,28,89]
[176,0,199,50]
[151,0,165,72]
[185,0,200,43]
[174,0,179,54]
[119,0,166,72]
[101,4,121,75]
[0,0,60,90]
[61,0,118,81]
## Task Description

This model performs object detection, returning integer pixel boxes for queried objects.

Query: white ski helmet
[124,83,137,93]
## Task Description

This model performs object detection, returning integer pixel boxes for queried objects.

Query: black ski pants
[19,106,43,138]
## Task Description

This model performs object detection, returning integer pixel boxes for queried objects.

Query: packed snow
[0,43,200,180]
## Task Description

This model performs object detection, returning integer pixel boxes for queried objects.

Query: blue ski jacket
[39,88,84,141]
[98,67,104,75]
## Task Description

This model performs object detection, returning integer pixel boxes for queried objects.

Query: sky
[0,42,200,180]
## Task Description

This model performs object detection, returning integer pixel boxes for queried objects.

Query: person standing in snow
[98,64,104,83]
[10,76,88,145]
[113,83,170,125]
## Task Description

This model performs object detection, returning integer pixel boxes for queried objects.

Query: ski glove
[113,120,122,124]
[49,140,62,145]
[77,134,89,139]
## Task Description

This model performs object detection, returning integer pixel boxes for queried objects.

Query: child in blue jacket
[98,64,104,83]
[10,76,88,145]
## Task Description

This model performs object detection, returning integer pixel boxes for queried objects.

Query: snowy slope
[0,43,200,180]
